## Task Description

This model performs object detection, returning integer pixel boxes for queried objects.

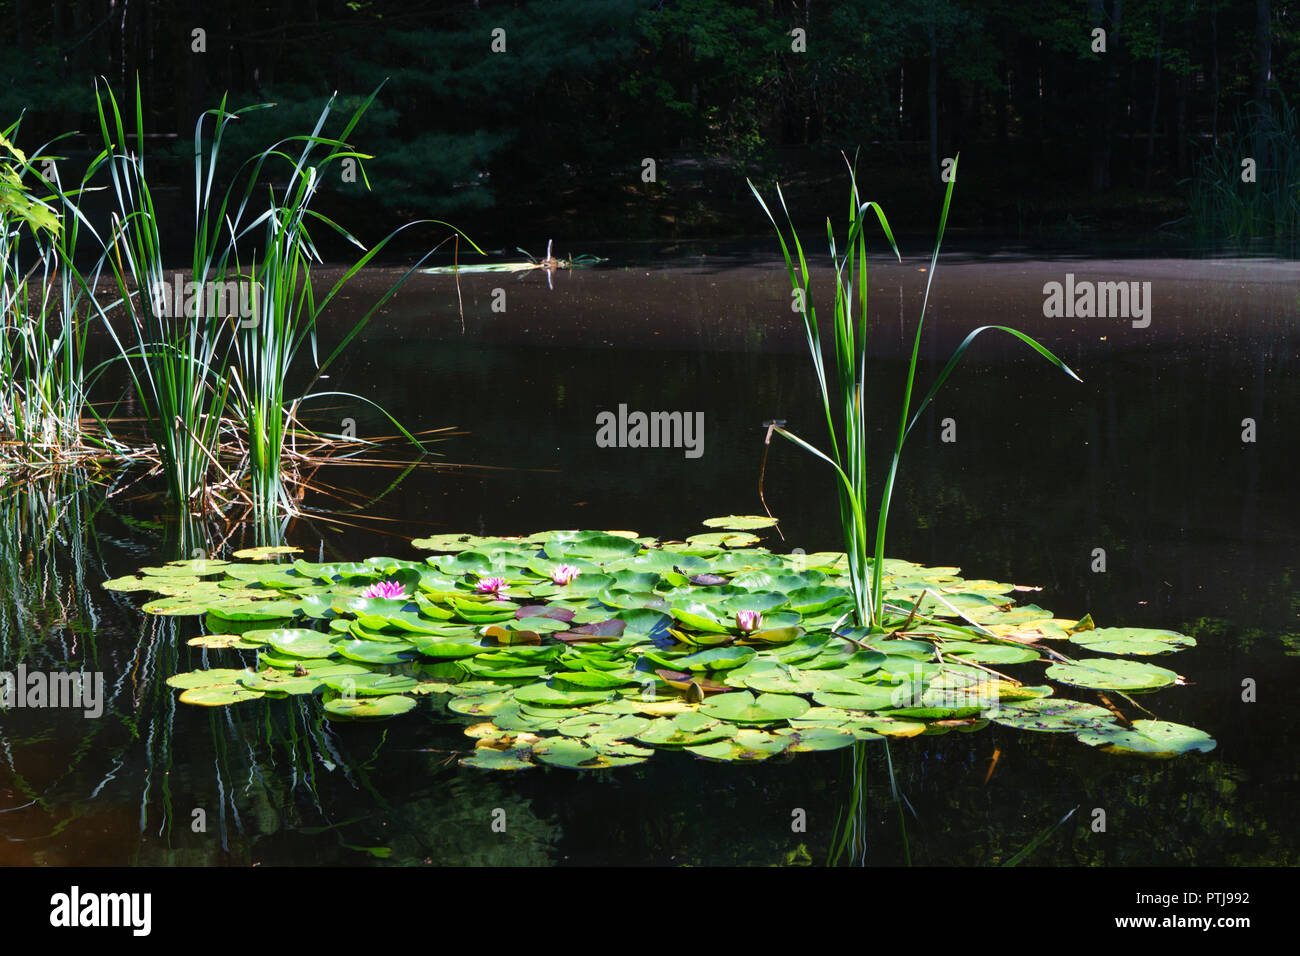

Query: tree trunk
[1210,2,1219,145]
[928,20,939,183]
[1145,11,1164,190]
[1254,0,1271,106]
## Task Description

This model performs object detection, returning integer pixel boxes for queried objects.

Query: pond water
[3,247,1296,865]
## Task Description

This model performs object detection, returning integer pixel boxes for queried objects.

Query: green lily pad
[772,726,857,751]
[686,728,788,761]
[543,531,642,561]
[448,691,518,717]
[940,640,1042,665]
[1075,719,1216,757]
[634,713,736,748]
[514,682,616,707]
[686,531,762,549]
[1045,658,1182,692]
[320,674,421,697]
[232,546,303,560]
[989,698,1117,732]
[556,714,652,739]
[532,736,650,768]
[166,668,254,690]
[332,640,418,664]
[699,690,810,725]
[1068,627,1196,656]
[701,515,779,530]
[265,629,338,659]
[323,694,418,719]
[460,745,538,770]
[186,634,261,650]
[669,645,756,671]
[406,633,485,659]
[178,684,264,706]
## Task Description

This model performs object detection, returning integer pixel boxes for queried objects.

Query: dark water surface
[2,248,1296,865]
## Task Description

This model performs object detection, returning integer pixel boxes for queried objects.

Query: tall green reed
[751,156,1080,630]
[87,81,258,509]
[225,86,479,515]
[87,79,477,519]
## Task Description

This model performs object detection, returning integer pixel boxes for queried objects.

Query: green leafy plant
[749,156,1081,630]
[87,81,252,509]
[105,522,1214,767]
[226,85,480,515]
[86,79,478,518]
[0,122,103,460]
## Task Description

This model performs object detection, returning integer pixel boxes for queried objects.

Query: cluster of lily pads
[104,517,1215,768]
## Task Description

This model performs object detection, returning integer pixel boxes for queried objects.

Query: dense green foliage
[1,0,1295,241]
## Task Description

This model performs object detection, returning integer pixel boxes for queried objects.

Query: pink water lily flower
[735,610,763,632]
[476,576,509,597]
[550,564,580,585]
[360,580,407,600]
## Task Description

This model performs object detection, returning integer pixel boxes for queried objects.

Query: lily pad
[323,694,418,720]
[1045,658,1182,692]
[1075,720,1216,757]
[1068,627,1196,656]
[772,726,857,751]
[178,684,264,706]
[266,629,338,659]
[989,698,1118,732]
[686,728,788,761]
[699,690,810,725]
[701,515,779,530]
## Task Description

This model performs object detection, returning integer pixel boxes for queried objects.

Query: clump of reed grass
[0,122,104,464]
[1187,93,1300,247]
[751,155,1080,631]
[80,79,476,519]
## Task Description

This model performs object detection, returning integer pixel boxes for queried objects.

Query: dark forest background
[0,0,1294,250]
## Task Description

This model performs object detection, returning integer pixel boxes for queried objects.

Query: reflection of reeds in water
[0,474,376,861]
[0,472,109,667]
[828,740,912,867]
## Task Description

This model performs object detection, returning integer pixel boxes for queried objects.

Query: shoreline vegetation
[1,82,477,533]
